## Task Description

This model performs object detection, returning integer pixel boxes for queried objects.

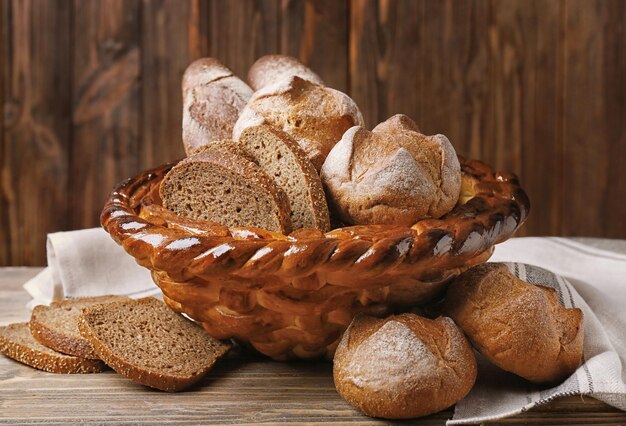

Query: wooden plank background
[1,0,625,266]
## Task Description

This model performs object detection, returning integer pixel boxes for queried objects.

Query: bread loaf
[30,295,129,359]
[248,54,324,91]
[234,108,330,231]
[333,314,476,419]
[78,297,231,392]
[444,263,584,384]
[321,114,461,226]
[233,76,364,171]
[182,58,253,156]
[160,141,292,233]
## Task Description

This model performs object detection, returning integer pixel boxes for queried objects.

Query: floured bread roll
[233,76,364,171]
[182,58,253,156]
[333,314,477,419]
[444,263,584,384]
[321,114,461,226]
[248,54,324,91]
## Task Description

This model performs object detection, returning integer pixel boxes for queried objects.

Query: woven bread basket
[101,157,529,360]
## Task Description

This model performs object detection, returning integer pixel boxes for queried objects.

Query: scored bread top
[233,75,364,171]
[235,115,330,232]
[0,322,105,374]
[320,114,462,226]
[30,295,129,359]
[160,142,293,234]
[248,54,324,91]
[78,297,231,392]
[182,58,253,156]
[333,314,476,419]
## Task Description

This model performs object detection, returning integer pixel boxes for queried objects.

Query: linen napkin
[449,237,626,424]
[23,228,159,310]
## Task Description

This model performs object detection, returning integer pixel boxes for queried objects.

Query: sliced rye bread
[30,295,129,359]
[234,118,330,232]
[0,322,105,374]
[78,297,232,392]
[160,141,292,234]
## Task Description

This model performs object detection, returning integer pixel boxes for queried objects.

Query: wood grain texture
[0,0,71,265]
[209,0,279,79]
[490,0,562,236]
[349,0,422,128]
[280,0,349,92]
[2,0,626,266]
[70,0,141,230]
[1,268,625,424]
[140,0,205,170]
[418,0,492,163]
[560,0,626,237]
[0,0,7,266]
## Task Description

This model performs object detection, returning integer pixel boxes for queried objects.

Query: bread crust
[444,263,584,384]
[78,298,231,392]
[30,296,129,359]
[233,75,363,171]
[235,115,330,231]
[321,114,462,226]
[333,314,476,419]
[182,58,253,156]
[247,54,324,91]
[160,143,293,234]
[0,323,105,374]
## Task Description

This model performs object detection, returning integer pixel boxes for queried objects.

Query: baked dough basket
[101,157,529,360]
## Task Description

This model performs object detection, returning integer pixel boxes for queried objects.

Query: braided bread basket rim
[100,156,530,282]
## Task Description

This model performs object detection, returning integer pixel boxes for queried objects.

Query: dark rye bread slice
[30,295,129,359]
[0,322,105,374]
[78,297,231,392]
[235,119,330,231]
[160,142,292,234]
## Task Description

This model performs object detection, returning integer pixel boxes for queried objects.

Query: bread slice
[0,322,105,374]
[30,295,129,359]
[235,116,330,231]
[160,142,292,233]
[78,297,231,392]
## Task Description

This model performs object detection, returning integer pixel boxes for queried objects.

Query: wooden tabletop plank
[1,268,624,424]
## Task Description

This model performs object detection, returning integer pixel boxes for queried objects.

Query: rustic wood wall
[1,0,625,266]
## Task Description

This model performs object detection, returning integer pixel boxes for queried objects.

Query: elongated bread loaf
[248,54,324,91]
[160,142,292,234]
[182,58,253,156]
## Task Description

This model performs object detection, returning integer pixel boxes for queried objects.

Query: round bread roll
[333,314,477,419]
[248,54,324,91]
[320,114,461,226]
[233,75,364,171]
[182,58,253,156]
[444,263,584,384]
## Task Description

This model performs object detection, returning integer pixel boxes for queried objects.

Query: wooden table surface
[1,267,625,425]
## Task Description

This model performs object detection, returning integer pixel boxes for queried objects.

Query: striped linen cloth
[450,237,626,424]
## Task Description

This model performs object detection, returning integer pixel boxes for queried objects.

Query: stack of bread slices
[0,296,230,392]
[161,54,462,234]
